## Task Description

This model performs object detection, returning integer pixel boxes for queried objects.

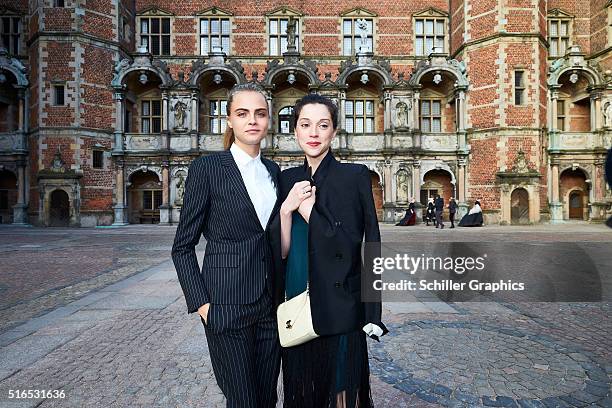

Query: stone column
[161,90,170,150]
[549,156,563,222]
[159,160,171,224]
[264,90,273,149]
[113,90,125,153]
[190,90,199,150]
[338,91,347,149]
[382,160,396,222]
[12,160,29,225]
[551,90,558,132]
[17,87,24,131]
[593,93,602,131]
[162,91,169,132]
[383,91,392,131]
[412,160,423,219]
[412,91,421,149]
[13,87,27,152]
[456,90,466,132]
[457,157,469,219]
[413,91,420,130]
[589,158,607,220]
[112,159,128,225]
[549,89,560,152]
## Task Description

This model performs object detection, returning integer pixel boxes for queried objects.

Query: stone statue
[603,100,612,128]
[396,170,409,203]
[356,19,369,52]
[395,102,409,129]
[172,100,187,130]
[175,173,186,205]
[286,18,297,50]
[513,150,530,173]
[51,148,65,173]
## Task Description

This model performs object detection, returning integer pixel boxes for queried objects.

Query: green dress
[285,212,347,393]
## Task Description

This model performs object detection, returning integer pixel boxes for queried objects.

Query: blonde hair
[223,82,269,150]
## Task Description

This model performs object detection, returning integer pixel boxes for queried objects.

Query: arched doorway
[128,170,162,224]
[370,171,383,221]
[0,170,18,224]
[0,70,19,133]
[421,170,453,206]
[568,190,584,219]
[510,188,529,224]
[49,189,70,227]
[560,168,588,220]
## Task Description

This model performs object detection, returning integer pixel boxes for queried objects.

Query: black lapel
[220,150,263,231]
[262,158,281,230]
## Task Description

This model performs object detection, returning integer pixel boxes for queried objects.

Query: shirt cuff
[362,323,384,337]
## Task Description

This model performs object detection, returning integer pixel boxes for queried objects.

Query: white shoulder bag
[277,281,319,347]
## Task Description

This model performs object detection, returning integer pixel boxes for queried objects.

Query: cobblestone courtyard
[0,223,610,407]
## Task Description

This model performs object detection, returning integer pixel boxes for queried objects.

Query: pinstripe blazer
[171,150,281,313]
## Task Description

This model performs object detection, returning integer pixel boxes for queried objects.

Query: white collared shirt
[230,143,277,229]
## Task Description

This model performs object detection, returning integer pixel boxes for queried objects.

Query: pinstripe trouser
[201,291,281,408]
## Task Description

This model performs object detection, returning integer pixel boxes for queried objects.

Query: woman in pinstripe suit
[172,83,281,408]
[271,94,388,407]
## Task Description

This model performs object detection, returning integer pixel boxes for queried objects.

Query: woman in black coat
[459,200,484,227]
[270,94,388,407]
[396,198,416,226]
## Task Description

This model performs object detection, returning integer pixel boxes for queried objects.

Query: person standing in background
[434,194,445,229]
[448,197,458,228]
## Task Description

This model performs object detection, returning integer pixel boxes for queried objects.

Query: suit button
[335,253,343,259]
[335,221,342,227]
[334,281,341,288]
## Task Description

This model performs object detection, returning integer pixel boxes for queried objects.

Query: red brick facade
[0,0,610,226]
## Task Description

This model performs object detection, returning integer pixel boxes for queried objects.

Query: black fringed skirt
[281,329,374,408]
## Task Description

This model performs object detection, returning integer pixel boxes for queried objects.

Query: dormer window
[413,8,448,56]
[197,7,233,56]
[137,8,174,56]
[341,8,376,56]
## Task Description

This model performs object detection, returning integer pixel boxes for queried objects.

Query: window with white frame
[139,16,171,56]
[549,19,570,57]
[200,17,230,55]
[0,16,20,55]
[415,17,446,56]
[141,99,162,133]
[514,71,525,105]
[345,99,375,133]
[420,99,442,132]
[342,18,373,56]
[268,17,299,55]
[208,99,227,134]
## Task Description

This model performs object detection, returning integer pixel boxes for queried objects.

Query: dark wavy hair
[292,93,338,130]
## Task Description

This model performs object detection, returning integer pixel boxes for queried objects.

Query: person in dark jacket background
[448,197,458,228]
[434,194,445,229]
